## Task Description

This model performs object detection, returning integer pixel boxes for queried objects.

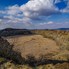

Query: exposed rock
[0,28,32,37]
[0,37,25,64]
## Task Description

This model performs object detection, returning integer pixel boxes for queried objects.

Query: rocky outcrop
[0,37,25,64]
[0,28,32,37]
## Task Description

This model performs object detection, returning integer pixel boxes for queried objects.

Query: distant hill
[0,28,69,37]
[0,29,2,31]
[1,28,27,31]
[54,28,69,30]
[0,28,32,37]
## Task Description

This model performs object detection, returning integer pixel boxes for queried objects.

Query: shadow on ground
[0,36,69,67]
[25,55,69,67]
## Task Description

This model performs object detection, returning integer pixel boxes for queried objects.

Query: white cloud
[3,16,31,24]
[54,0,69,13]
[66,22,69,23]
[47,21,53,24]
[60,2,69,13]
[20,0,60,20]
[0,11,6,14]
[4,15,14,19]
[39,21,53,25]
[17,14,23,17]
[0,19,2,22]
[60,0,69,13]
[0,0,69,21]
[6,4,21,15]
[12,21,18,23]
[54,0,61,4]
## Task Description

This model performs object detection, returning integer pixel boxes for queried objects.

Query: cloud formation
[20,0,61,20]
[60,0,69,13]
[39,21,53,25]
[0,16,9,20]
[0,11,6,14]
[54,0,61,4]
[0,0,69,21]
[6,4,21,15]
[0,0,61,20]
[0,19,2,22]
[0,0,69,29]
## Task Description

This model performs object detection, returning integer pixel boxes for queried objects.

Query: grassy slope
[31,30,69,61]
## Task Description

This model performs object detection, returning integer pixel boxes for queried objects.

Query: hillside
[0,28,32,37]
[0,28,69,37]
[0,28,69,69]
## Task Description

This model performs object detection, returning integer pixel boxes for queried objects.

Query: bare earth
[3,35,59,59]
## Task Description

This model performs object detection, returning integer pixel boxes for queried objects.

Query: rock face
[0,28,32,37]
[0,37,25,64]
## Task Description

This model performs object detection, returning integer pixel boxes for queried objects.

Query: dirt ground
[3,35,59,59]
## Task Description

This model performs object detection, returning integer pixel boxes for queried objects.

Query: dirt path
[3,35,59,59]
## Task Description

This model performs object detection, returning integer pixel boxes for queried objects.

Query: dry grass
[1,30,69,69]
[31,30,69,61]
[3,35,59,60]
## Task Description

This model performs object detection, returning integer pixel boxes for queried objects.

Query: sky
[0,0,69,29]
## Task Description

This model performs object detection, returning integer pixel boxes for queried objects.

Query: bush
[0,57,7,64]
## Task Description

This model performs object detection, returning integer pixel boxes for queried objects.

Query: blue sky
[0,0,69,29]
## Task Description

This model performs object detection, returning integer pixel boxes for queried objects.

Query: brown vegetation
[4,35,59,60]
[0,29,69,69]
[30,30,69,62]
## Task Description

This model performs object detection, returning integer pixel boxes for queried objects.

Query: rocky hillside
[0,28,32,37]
[0,37,25,64]
[0,28,69,69]
[0,36,69,69]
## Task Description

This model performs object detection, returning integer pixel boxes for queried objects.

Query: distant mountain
[0,29,2,31]
[54,28,69,30]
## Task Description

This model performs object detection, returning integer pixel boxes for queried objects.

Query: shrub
[0,57,7,64]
